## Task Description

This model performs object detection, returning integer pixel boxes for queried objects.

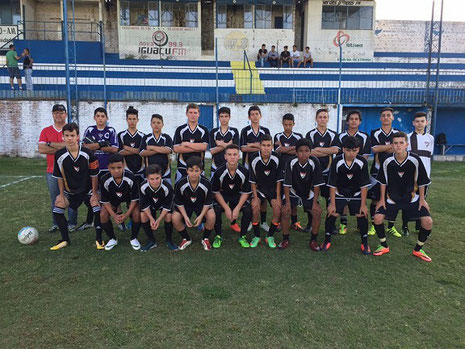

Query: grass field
[1,157,464,348]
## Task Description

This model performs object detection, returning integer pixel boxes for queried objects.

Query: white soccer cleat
[260,222,270,232]
[105,238,118,251]
[130,238,141,250]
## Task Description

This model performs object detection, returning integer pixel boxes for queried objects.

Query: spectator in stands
[257,44,268,68]
[268,46,279,68]
[6,44,24,90]
[22,48,33,91]
[298,46,314,68]
[280,46,291,68]
[290,45,300,68]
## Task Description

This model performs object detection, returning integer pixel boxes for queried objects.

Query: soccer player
[405,111,434,236]
[117,106,145,185]
[322,136,372,254]
[281,138,325,250]
[212,144,252,248]
[274,113,304,231]
[336,110,371,234]
[139,164,177,252]
[209,107,240,175]
[372,132,433,262]
[99,154,141,251]
[50,123,101,250]
[368,107,401,237]
[240,105,271,231]
[249,135,283,248]
[140,114,173,184]
[173,103,209,182]
[172,156,215,251]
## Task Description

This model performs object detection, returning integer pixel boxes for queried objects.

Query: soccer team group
[42,102,435,262]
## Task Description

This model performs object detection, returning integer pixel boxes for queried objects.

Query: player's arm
[275,181,282,206]
[103,202,120,222]
[120,145,140,155]
[38,142,63,154]
[100,145,118,154]
[195,204,211,226]
[377,184,386,211]
[250,182,260,211]
[372,145,393,153]
[312,146,339,155]
[146,145,172,154]
[173,144,194,153]
[360,187,368,217]
[214,192,230,213]
[241,143,261,153]
[312,186,322,215]
[181,142,208,151]
[327,187,336,216]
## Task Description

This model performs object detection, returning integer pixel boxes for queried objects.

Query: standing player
[212,144,252,248]
[173,103,209,182]
[336,110,371,234]
[117,106,145,185]
[249,135,283,249]
[323,136,372,254]
[209,107,240,175]
[405,111,434,236]
[172,156,215,251]
[281,138,325,250]
[50,123,101,250]
[240,105,271,232]
[373,132,433,262]
[139,164,177,252]
[140,114,173,184]
[368,108,401,237]
[274,113,304,231]
[99,154,141,251]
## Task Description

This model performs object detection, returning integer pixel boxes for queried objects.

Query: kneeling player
[172,156,215,251]
[281,138,325,250]
[139,164,177,251]
[50,123,102,250]
[99,154,141,251]
[323,136,371,254]
[212,144,252,248]
[373,132,433,262]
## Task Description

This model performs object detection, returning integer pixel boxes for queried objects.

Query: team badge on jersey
[73,166,80,172]
[264,170,271,176]
[300,171,306,179]
[229,184,235,190]
[191,196,197,203]
[116,192,123,197]
[284,143,290,147]
[386,141,391,145]
[189,139,195,143]
[398,171,404,178]
[153,197,159,203]
[319,142,325,147]
[130,142,136,147]
[347,173,353,180]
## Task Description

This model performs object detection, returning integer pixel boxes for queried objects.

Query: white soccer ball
[18,227,39,245]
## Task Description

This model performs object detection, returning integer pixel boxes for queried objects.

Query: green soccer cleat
[249,236,261,248]
[238,236,249,248]
[265,236,276,249]
[213,235,222,249]
[338,224,347,235]
[387,226,402,238]
[368,225,376,236]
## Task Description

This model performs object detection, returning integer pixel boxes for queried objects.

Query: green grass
[1,157,464,348]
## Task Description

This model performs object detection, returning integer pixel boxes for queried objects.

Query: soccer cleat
[105,238,118,251]
[402,226,410,237]
[68,224,76,232]
[265,236,277,249]
[291,222,304,231]
[412,249,432,262]
[260,222,270,232]
[309,240,320,252]
[140,240,158,252]
[250,236,261,248]
[166,241,178,251]
[130,238,141,251]
[213,235,222,248]
[117,222,127,232]
[338,224,347,235]
[77,222,93,231]
[360,244,372,255]
[387,226,402,238]
[50,240,69,250]
[238,236,250,248]
[367,225,376,236]
[201,238,212,251]
[48,225,58,233]
[95,240,105,250]
[320,241,331,252]
[331,227,338,235]
[303,225,312,233]
[178,239,192,251]
[278,240,290,250]
[373,245,390,256]
[230,223,241,233]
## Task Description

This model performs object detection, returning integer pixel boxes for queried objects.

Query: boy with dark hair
[172,156,215,251]
[139,164,177,252]
[99,154,141,251]
[372,132,433,262]
[274,113,304,231]
[212,144,252,248]
[280,46,290,67]
[323,136,372,254]
[209,107,240,175]
[173,103,209,182]
[50,123,102,250]
[281,138,325,250]
[249,134,283,248]
[140,114,173,184]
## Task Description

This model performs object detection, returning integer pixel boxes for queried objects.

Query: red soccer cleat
[309,240,320,252]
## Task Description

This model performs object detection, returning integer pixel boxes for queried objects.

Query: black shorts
[66,192,92,210]
[175,205,207,217]
[368,176,380,201]
[103,200,133,210]
[319,173,330,199]
[375,201,431,222]
[256,191,277,206]
[8,67,21,79]
[145,206,172,218]
[284,196,314,212]
[213,195,251,211]
[334,198,362,216]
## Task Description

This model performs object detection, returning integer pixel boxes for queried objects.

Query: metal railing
[19,20,102,42]
[243,50,253,94]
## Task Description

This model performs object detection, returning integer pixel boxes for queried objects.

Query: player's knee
[140,211,148,222]
[100,208,109,221]
[165,213,172,223]
[206,208,216,222]
[421,216,433,230]
[374,214,384,225]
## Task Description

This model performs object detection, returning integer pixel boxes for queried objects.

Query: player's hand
[111,212,121,224]
[275,197,282,208]
[419,198,430,212]
[54,194,69,208]
[184,216,193,228]
[231,207,240,221]
[375,200,385,212]
[359,204,368,218]
[224,207,233,222]
[90,194,100,208]
[252,197,260,211]
[151,218,160,231]
[83,135,96,144]
[327,203,336,217]
[216,140,226,148]
[98,140,110,148]
[312,202,322,216]
[193,216,203,227]
[115,214,125,224]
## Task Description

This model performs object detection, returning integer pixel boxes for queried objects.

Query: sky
[376,0,465,22]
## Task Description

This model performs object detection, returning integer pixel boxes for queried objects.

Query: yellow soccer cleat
[95,240,105,250]
[50,240,69,251]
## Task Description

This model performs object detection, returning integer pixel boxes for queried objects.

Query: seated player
[139,164,177,252]
[373,132,433,262]
[50,123,101,250]
[172,156,215,251]
[281,138,325,250]
[212,144,252,248]
[249,134,283,249]
[322,136,372,254]
[99,154,141,251]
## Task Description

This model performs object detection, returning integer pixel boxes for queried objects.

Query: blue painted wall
[435,107,465,154]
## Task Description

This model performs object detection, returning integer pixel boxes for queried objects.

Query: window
[162,2,198,27]
[120,1,130,25]
[0,0,20,25]
[255,5,271,29]
[216,4,252,29]
[322,5,373,30]
[255,5,292,29]
[148,2,159,27]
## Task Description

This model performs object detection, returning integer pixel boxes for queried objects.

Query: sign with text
[0,26,21,44]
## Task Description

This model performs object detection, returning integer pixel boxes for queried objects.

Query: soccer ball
[18,227,39,245]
